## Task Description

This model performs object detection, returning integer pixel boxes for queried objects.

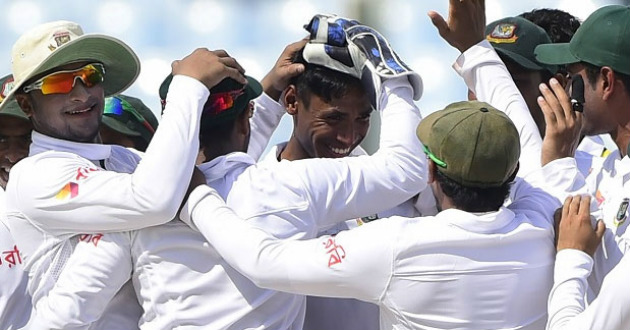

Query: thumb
[595,219,606,241]
[428,11,449,38]
[287,63,305,77]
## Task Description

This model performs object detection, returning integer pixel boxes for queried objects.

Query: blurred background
[1,0,627,154]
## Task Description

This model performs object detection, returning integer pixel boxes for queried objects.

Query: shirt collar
[435,207,515,234]
[198,152,255,181]
[29,131,112,161]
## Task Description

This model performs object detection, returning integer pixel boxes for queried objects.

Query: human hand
[261,38,308,101]
[539,78,582,166]
[556,195,605,257]
[172,48,248,90]
[428,0,486,53]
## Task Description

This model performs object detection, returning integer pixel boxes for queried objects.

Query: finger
[595,220,606,241]
[288,38,309,51]
[223,67,248,85]
[212,49,230,58]
[428,11,450,38]
[285,63,305,76]
[562,196,572,220]
[578,195,591,217]
[549,78,573,119]
[538,95,557,126]
[569,194,581,215]
[539,82,564,119]
[219,56,246,74]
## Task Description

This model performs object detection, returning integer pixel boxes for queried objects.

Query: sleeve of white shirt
[27,232,132,329]
[547,249,630,330]
[188,185,395,303]
[453,40,543,177]
[7,75,209,234]
[247,93,286,161]
[286,78,427,229]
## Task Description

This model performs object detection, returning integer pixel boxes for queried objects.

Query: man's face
[505,60,548,137]
[0,115,32,188]
[294,87,371,158]
[567,63,614,136]
[16,62,105,143]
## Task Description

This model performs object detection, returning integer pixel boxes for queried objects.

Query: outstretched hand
[261,38,308,101]
[556,195,605,257]
[428,0,486,53]
[172,48,248,90]
[539,78,583,166]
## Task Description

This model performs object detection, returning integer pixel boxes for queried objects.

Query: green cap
[535,5,630,75]
[0,74,29,120]
[416,101,520,188]
[486,16,557,74]
[159,74,262,129]
[102,94,159,144]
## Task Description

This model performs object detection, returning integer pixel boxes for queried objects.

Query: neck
[281,136,310,161]
[611,126,630,157]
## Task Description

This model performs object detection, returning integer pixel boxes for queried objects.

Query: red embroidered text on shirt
[79,233,103,247]
[0,245,23,268]
[323,237,346,267]
[75,166,100,181]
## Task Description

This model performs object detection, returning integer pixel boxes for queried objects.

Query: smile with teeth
[330,146,351,155]
[67,107,92,115]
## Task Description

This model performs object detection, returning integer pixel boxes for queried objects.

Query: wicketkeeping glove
[301,14,423,110]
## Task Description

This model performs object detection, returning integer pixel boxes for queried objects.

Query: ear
[15,93,34,117]
[427,160,437,183]
[284,85,299,116]
[601,66,616,101]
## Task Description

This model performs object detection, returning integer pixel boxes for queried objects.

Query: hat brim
[535,43,580,66]
[0,34,140,112]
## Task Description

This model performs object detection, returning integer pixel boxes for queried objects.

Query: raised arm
[6,49,248,234]
[248,39,307,160]
[429,0,543,176]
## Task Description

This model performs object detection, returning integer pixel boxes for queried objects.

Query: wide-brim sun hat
[0,20,140,112]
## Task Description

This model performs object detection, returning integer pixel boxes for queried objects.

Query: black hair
[583,63,630,96]
[519,9,581,43]
[434,170,512,212]
[199,120,238,149]
[290,48,365,108]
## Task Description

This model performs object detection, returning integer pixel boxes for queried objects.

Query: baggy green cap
[102,94,159,144]
[535,5,630,75]
[416,101,520,188]
[486,16,557,74]
[159,74,262,129]
[0,74,29,120]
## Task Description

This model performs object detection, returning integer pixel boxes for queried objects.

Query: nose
[69,79,91,101]
[337,122,356,146]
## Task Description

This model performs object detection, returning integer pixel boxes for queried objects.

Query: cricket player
[99,94,159,152]
[0,74,32,330]
[529,5,630,329]
[0,20,248,329]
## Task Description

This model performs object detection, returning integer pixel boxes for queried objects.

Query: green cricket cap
[159,74,262,129]
[417,101,520,188]
[535,5,630,75]
[0,74,29,120]
[486,16,557,74]
[102,94,159,144]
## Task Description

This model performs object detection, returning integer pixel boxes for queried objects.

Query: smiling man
[0,20,248,329]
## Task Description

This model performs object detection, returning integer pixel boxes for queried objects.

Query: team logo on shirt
[56,182,79,200]
[486,23,518,44]
[323,237,346,267]
[595,189,605,206]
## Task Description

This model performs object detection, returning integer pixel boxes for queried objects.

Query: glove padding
[302,14,423,110]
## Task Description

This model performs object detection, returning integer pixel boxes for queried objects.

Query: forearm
[454,40,542,176]
[247,93,286,160]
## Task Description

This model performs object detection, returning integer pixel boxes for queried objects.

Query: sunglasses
[23,63,105,95]
[104,96,155,135]
[203,88,245,115]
